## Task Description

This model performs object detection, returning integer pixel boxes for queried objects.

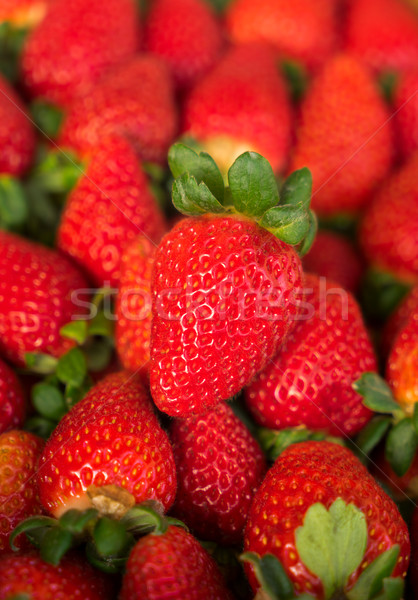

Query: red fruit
[394,69,418,160]
[225,0,337,73]
[170,401,266,544]
[0,359,25,433]
[245,274,376,437]
[120,525,233,600]
[115,235,156,373]
[57,135,166,288]
[150,214,303,417]
[244,441,410,597]
[182,43,292,175]
[0,74,35,176]
[383,285,418,356]
[0,552,114,599]
[59,55,178,164]
[360,152,418,284]
[289,54,393,216]
[0,430,43,553]
[302,230,364,293]
[21,0,140,108]
[37,372,177,517]
[144,0,223,89]
[369,446,418,501]
[0,0,52,26]
[0,230,89,367]
[410,506,418,596]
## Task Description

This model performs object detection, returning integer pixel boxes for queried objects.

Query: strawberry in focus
[0,359,25,433]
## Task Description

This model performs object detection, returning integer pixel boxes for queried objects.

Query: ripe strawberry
[57,135,166,288]
[0,552,114,599]
[170,401,266,545]
[360,152,418,285]
[182,43,292,175]
[59,55,178,164]
[144,0,223,89]
[115,235,156,373]
[37,371,177,517]
[244,441,410,598]
[394,69,418,160]
[410,506,418,596]
[0,230,89,367]
[0,359,25,433]
[383,285,418,357]
[120,525,233,600]
[21,0,140,108]
[0,0,52,27]
[225,0,337,73]
[289,54,393,217]
[0,430,43,553]
[245,273,376,437]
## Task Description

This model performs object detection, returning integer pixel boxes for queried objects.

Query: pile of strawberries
[0,0,417,598]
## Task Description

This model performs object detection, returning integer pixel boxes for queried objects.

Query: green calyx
[0,22,28,83]
[0,176,28,232]
[257,427,344,462]
[168,143,316,255]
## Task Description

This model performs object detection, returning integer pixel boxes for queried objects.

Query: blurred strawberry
[0,0,52,26]
[394,69,418,160]
[0,359,25,433]
[369,445,418,501]
[383,285,418,356]
[410,506,418,595]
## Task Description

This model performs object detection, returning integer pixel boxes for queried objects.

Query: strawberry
[144,0,223,89]
[360,152,418,285]
[170,401,266,545]
[369,445,418,501]
[394,69,418,160]
[115,235,156,373]
[0,0,52,27]
[57,135,166,289]
[37,371,177,517]
[0,230,89,367]
[245,273,376,437]
[59,55,178,164]
[181,43,293,175]
[21,0,140,108]
[383,285,418,357]
[289,54,393,217]
[0,430,43,553]
[410,506,418,596]
[0,359,25,433]
[119,524,234,600]
[225,0,338,73]
[244,441,410,598]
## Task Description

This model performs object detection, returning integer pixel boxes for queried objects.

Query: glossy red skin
[410,506,418,596]
[37,372,177,517]
[170,401,266,545]
[302,230,364,293]
[59,55,178,164]
[289,54,393,216]
[182,43,293,174]
[383,285,418,357]
[245,274,376,437]
[344,0,418,75]
[0,360,25,434]
[394,69,418,160]
[115,236,156,373]
[244,441,410,597]
[360,153,418,284]
[150,214,303,417]
[225,0,337,73]
[0,75,35,176]
[144,0,223,89]
[21,0,140,108]
[57,135,166,289]
[0,231,89,367]
[120,526,234,600]
[0,430,43,553]
[0,0,52,25]
[0,552,114,599]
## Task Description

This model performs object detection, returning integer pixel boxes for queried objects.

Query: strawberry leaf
[40,527,73,566]
[346,545,400,600]
[385,418,418,477]
[172,173,225,216]
[372,577,404,600]
[30,100,64,139]
[0,175,28,230]
[59,320,88,344]
[354,416,392,458]
[32,383,66,421]
[10,516,57,551]
[56,347,87,387]
[58,508,98,535]
[259,204,310,245]
[240,552,295,600]
[353,373,401,415]
[297,209,318,257]
[25,352,58,374]
[93,517,134,558]
[280,168,312,210]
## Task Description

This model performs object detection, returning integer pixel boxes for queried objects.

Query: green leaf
[56,347,87,387]
[58,508,98,535]
[88,311,114,338]
[298,210,318,257]
[84,338,113,373]
[412,403,418,434]
[64,378,92,411]
[23,416,56,440]
[258,427,332,462]
[85,541,128,574]
[93,517,134,558]
[347,546,400,600]
[385,418,418,477]
[0,22,28,83]
[59,320,88,344]
[360,269,410,323]
[280,168,312,210]
[32,383,66,421]
[228,151,279,218]
[31,150,82,195]
[372,577,404,600]
[240,552,295,600]
[378,71,398,105]
[259,203,310,245]
[353,373,401,415]
[24,352,58,374]
[30,100,64,139]
[354,416,392,458]
[10,516,57,551]
[172,173,225,216]
[121,504,168,536]
[281,60,308,103]
[40,527,73,566]
[168,143,224,203]
[0,176,28,230]
[295,499,367,599]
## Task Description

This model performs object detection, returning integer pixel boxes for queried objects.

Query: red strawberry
[383,285,418,356]
[225,0,338,73]
[289,54,393,217]
[37,371,177,517]
[59,55,178,164]
[394,69,418,160]
[21,0,140,108]
[57,135,166,289]
[119,525,233,600]
[0,359,25,433]
[360,152,418,285]
[182,43,293,175]
[0,0,52,26]
[0,552,114,599]
[0,230,89,366]
[244,441,410,598]
[115,235,156,373]
[410,506,418,596]
[144,0,223,89]
[170,401,266,545]
[245,273,376,437]
[302,230,364,293]
[0,430,43,553]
